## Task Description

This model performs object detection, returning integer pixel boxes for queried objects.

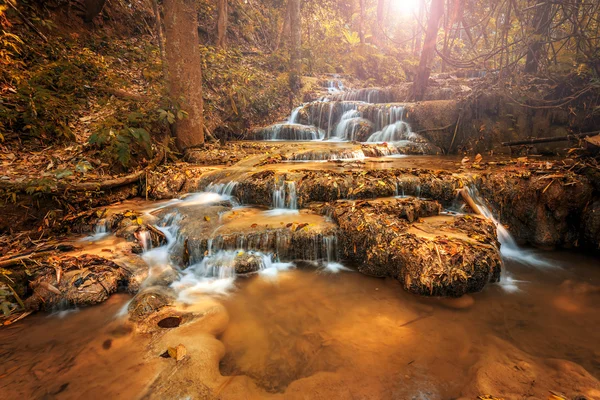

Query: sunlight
[390,0,421,17]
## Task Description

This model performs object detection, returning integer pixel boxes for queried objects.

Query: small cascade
[333,110,371,141]
[321,235,349,272]
[81,219,110,241]
[327,87,395,103]
[288,106,302,124]
[251,123,324,141]
[272,178,298,211]
[367,121,415,143]
[326,76,344,93]
[138,230,152,252]
[465,186,552,269]
[288,148,366,161]
[206,181,238,196]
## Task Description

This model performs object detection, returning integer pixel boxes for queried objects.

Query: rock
[167,202,339,266]
[320,197,502,296]
[113,255,149,293]
[24,255,125,311]
[128,286,176,322]
[233,252,263,274]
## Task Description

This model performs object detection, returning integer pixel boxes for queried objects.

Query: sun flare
[390,0,421,17]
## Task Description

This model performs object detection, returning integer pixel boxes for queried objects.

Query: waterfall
[334,110,364,140]
[288,106,302,124]
[206,181,238,196]
[272,178,298,211]
[322,235,350,273]
[465,186,552,269]
[80,219,110,241]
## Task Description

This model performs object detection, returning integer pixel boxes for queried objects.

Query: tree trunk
[375,0,385,46]
[275,1,292,51]
[289,0,302,100]
[151,0,167,76]
[413,0,426,56]
[83,0,107,23]
[163,0,205,150]
[524,0,552,73]
[216,0,228,48]
[412,0,444,101]
[358,0,365,44]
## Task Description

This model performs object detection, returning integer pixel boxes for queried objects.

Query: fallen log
[501,132,597,147]
[0,137,168,194]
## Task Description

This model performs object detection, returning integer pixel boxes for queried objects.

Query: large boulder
[315,197,502,296]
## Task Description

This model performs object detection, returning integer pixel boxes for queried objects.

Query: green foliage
[89,111,154,168]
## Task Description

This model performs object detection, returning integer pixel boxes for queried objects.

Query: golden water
[1,251,599,399]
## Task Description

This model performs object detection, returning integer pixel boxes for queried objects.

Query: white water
[80,219,110,242]
[367,120,419,143]
[288,106,302,124]
[271,179,298,213]
[465,186,554,270]
[133,188,350,303]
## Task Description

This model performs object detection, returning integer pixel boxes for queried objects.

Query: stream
[1,86,599,399]
[0,245,599,399]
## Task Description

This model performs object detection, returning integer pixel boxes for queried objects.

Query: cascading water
[271,178,298,212]
[334,110,368,141]
[288,106,302,124]
[206,181,238,196]
[463,186,553,292]
[322,235,350,273]
[81,219,110,241]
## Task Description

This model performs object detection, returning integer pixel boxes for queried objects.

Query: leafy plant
[89,111,153,168]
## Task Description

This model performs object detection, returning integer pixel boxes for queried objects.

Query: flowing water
[1,144,599,399]
[1,250,599,399]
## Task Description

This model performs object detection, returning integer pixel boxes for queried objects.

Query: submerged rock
[128,286,176,322]
[318,197,502,296]
[24,254,126,311]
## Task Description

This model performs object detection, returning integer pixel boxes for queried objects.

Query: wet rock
[158,316,182,328]
[476,172,594,248]
[146,165,213,199]
[113,255,149,293]
[175,206,339,265]
[234,252,263,274]
[321,197,501,296]
[128,286,176,322]
[582,200,600,250]
[24,255,126,311]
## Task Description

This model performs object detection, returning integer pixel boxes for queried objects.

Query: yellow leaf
[136,217,143,225]
[204,216,211,221]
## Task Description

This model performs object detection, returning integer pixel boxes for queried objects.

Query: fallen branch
[6,1,48,43]
[0,136,169,194]
[501,132,596,146]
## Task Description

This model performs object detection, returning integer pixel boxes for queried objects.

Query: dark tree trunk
[525,0,552,73]
[216,0,228,48]
[163,0,205,150]
[289,0,302,99]
[83,0,107,23]
[412,0,444,101]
